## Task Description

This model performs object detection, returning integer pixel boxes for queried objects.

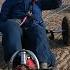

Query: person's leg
[2,19,22,62]
[32,3,55,66]
[26,22,55,67]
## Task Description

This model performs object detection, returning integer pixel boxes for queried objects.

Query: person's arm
[0,0,15,21]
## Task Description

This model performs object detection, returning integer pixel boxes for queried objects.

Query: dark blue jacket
[0,0,32,20]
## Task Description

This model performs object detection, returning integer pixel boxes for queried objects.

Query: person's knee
[7,20,20,28]
[32,23,45,33]
[5,20,21,34]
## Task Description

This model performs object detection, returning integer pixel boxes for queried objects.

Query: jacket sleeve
[0,0,15,21]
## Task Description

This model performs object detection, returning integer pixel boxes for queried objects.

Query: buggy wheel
[8,49,40,70]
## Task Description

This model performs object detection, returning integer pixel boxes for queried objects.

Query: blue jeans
[32,4,55,65]
[0,18,55,66]
[0,19,22,62]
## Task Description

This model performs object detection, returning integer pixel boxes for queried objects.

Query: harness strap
[20,16,27,26]
[20,0,37,26]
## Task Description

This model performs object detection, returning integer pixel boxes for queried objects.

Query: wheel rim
[8,49,40,70]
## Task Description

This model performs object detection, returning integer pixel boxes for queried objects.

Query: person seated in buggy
[0,0,61,69]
